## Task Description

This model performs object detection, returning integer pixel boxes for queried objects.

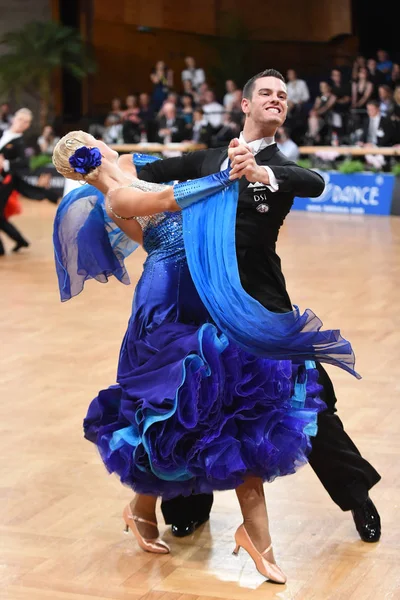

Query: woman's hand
[228,139,270,184]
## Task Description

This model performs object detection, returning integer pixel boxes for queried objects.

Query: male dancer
[136,69,381,543]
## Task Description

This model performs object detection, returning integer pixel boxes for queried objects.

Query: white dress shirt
[287,79,310,104]
[0,130,22,172]
[181,68,206,90]
[220,132,279,192]
[367,115,381,144]
[203,102,225,129]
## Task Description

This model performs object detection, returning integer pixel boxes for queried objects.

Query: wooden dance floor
[1,200,399,600]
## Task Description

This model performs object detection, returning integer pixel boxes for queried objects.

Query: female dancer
[53,132,357,584]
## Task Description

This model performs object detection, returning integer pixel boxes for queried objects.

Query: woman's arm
[107,186,177,220]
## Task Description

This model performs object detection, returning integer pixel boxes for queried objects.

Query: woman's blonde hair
[52,130,100,182]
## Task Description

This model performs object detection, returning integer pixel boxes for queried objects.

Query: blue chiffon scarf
[182,182,360,378]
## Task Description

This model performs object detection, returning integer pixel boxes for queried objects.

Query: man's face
[367,103,379,118]
[164,103,176,120]
[226,80,235,93]
[185,57,195,69]
[367,59,377,71]
[242,76,287,128]
[12,113,32,133]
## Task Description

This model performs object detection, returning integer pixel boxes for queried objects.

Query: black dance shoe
[351,497,381,542]
[12,240,30,253]
[171,516,209,537]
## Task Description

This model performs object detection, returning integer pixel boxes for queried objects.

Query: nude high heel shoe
[232,523,287,584]
[123,504,170,554]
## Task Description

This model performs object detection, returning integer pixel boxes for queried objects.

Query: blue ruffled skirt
[84,217,324,499]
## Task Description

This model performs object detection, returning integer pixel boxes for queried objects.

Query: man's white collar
[239,132,275,154]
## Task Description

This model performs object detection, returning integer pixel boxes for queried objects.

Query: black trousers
[0,217,27,250]
[161,362,381,525]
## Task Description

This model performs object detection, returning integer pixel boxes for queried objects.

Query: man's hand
[228,138,270,184]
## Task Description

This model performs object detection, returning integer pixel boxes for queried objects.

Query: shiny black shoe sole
[171,517,210,538]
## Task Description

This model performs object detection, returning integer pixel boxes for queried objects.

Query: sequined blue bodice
[141,212,185,262]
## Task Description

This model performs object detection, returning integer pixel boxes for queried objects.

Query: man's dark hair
[367,99,379,108]
[243,69,285,100]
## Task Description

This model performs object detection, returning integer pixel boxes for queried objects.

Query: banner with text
[293,171,395,216]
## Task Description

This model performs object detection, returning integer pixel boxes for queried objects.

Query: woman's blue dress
[54,180,357,500]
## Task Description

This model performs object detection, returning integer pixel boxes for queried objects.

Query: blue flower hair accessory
[69,146,102,175]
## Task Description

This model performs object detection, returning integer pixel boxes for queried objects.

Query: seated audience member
[191,108,213,145]
[389,64,400,91]
[138,93,155,141]
[390,86,400,145]
[37,125,60,155]
[351,56,367,82]
[367,58,387,96]
[330,68,351,136]
[286,68,310,144]
[307,81,337,144]
[352,67,374,110]
[181,56,205,92]
[210,111,240,147]
[122,95,141,143]
[182,79,199,104]
[286,68,310,109]
[198,82,210,106]
[376,49,393,81]
[108,97,124,122]
[202,90,224,133]
[179,93,195,131]
[378,85,394,117]
[276,126,299,161]
[226,89,243,125]
[223,80,238,109]
[360,99,394,147]
[156,102,186,144]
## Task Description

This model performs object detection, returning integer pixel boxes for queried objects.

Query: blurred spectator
[191,108,213,145]
[378,85,394,117]
[108,97,124,122]
[376,50,393,80]
[391,86,400,144]
[122,95,141,143]
[138,93,155,142]
[389,63,400,90]
[210,111,240,147]
[156,102,186,144]
[306,81,337,144]
[198,82,210,106]
[150,61,174,110]
[351,56,367,81]
[352,67,374,109]
[286,69,310,108]
[330,68,351,137]
[181,56,205,92]
[223,80,238,109]
[276,126,299,161]
[0,103,13,134]
[0,108,33,174]
[226,89,243,125]
[182,79,200,104]
[179,93,195,131]
[367,58,387,95]
[202,91,224,132]
[360,100,394,146]
[286,69,310,144]
[37,125,60,155]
